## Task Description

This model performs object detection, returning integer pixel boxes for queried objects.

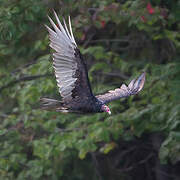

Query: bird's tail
[40,98,67,112]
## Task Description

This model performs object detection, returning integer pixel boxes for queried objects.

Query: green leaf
[79,149,87,160]
[100,142,117,154]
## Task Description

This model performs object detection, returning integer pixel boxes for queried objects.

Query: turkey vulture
[40,11,145,115]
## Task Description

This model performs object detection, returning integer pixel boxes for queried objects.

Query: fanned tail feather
[40,98,67,112]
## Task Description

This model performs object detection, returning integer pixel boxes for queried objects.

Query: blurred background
[0,0,180,179]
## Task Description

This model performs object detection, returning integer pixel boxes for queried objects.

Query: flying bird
[40,11,145,115]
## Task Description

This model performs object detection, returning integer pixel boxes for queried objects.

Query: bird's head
[101,104,111,115]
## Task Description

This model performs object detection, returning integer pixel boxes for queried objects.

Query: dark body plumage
[40,12,145,114]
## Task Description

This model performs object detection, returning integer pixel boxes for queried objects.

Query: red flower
[147,2,155,14]
[141,16,147,23]
[56,23,60,29]
[101,20,106,28]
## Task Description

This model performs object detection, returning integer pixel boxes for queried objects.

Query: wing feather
[68,16,77,45]
[63,18,72,40]
[46,12,93,102]
[48,16,72,46]
[96,72,145,103]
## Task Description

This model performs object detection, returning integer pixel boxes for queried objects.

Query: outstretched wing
[46,11,94,103]
[96,72,145,104]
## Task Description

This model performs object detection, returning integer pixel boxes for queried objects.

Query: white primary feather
[46,12,78,100]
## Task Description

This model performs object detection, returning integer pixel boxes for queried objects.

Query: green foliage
[0,0,180,179]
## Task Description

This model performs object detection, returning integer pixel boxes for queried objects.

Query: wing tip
[136,71,146,93]
[46,11,77,47]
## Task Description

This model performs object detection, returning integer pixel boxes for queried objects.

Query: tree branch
[0,74,52,93]
[11,51,48,75]
[115,153,154,173]
[97,72,129,80]
[89,38,129,44]
[90,152,103,180]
